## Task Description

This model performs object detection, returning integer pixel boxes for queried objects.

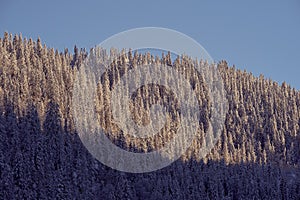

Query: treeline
[0,32,299,199]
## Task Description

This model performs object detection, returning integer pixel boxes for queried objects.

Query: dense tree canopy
[0,33,299,199]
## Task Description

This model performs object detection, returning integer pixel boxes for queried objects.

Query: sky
[0,0,299,89]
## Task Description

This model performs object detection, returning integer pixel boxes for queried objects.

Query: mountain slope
[0,33,299,199]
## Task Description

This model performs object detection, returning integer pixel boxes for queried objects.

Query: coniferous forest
[0,32,300,199]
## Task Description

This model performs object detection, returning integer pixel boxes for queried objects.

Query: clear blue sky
[1,0,299,89]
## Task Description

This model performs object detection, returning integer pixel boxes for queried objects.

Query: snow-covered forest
[0,32,299,199]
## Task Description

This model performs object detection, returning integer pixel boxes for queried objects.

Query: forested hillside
[0,32,299,199]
